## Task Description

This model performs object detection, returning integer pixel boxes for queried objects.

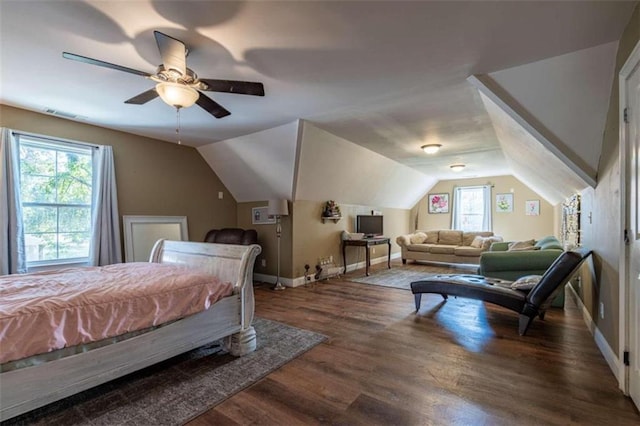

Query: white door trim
[619,39,640,398]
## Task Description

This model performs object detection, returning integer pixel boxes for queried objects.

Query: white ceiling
[0,1,635,197]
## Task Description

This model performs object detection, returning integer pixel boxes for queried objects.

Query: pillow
[508,239,536,251]
[481,236,503,251]
[410,232,427,244]
[425,231,439,244]
[470,236,485,248]
[510,275,543,291]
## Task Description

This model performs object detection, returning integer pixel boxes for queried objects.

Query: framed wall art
[252,206,276,225]
[526,200,540,216]
[428,193,449,214]
[496,193,513,213]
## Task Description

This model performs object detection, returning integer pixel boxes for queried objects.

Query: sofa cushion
[462,231,494,246]
[438,230,463,246]
[425,230,439,244]
[406,243,434,253]
[454,246,483,257]
[508,239,536,251]
[410,232,427,244]
[429,245,457,254]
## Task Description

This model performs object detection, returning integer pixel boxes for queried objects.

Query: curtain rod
[12,131,100,149]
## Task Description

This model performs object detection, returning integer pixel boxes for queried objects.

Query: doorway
[620,39,640,411]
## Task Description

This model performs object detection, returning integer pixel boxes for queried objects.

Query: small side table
[342,237,391,276]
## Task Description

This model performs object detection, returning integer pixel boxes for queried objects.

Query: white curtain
[481,184,492,231]
[0,128,26,274]
[89,145,122,266]
[451,186,462,230]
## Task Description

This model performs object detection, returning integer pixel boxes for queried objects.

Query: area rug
[3,318,326,426]
[348,267,439,290]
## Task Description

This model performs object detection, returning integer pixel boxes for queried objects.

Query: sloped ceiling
[479,92,591,205]
[197,121,299,202]
[295,122,432,209]
[487,42,619,181]
[197,120,431,209]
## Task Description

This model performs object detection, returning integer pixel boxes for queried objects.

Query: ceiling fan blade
[124,88,159,105]
[62,52,151,77]
[154,31,187,76]
[196,92,231,119]
[200,79,265,96]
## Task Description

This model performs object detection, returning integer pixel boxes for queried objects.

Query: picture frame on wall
[252,206,276,224]
[428,193,449,214]
[496,193,513,213]
[526,200,540,216]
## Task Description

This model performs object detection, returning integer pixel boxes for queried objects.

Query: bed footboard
[150,239,262,332]
[1,239,261,422]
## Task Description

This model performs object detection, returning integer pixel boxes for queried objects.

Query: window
[18,136,93,265]
[451,185,492,231]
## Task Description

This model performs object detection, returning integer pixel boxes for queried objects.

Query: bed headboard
[149,239,261,290]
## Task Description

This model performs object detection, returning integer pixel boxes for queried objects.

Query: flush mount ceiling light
[155,82,199,108]
[450,164,465,172]
[421,144,442,154]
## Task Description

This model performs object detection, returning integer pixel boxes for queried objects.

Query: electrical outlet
[261,259,266,267]
[218,191,224,199]
[599,302,605,319]
[372,248,376,254]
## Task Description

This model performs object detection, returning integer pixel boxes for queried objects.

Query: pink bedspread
[0,263,234,364]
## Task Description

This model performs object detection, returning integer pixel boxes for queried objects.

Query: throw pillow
[508,239,536,251]
[410,232,427,244]
[481,236,503,251]
[510,275,543,291]
[470,236,485,248]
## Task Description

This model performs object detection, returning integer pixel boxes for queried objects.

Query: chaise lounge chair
[410,248,592,335]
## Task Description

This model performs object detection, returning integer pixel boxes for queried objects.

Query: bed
[0,239,261,421]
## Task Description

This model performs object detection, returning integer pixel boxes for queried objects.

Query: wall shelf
[322,216,342,223]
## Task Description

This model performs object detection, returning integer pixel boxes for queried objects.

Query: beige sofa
[396,230,502,265]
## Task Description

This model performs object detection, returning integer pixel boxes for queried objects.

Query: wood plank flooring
[187,261,640,425]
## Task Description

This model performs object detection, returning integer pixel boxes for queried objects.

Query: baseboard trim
[343,252,401,273]
[566,285,623,387]
[256,252,402,288]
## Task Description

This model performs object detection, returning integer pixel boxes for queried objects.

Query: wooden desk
[342,237,391,276]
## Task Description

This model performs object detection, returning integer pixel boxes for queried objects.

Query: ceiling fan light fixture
[421,144,442,154]
[156,82,199,108]
[450,164,465,172]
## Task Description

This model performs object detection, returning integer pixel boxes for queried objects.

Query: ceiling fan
[63,31,264,119]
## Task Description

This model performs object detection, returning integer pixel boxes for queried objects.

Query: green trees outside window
[19,138,93,263]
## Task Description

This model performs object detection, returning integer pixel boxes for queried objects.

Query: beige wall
[1,105,237,251]
[411,175,555,241]
[576,4,639,354]
[238,199,409,280]
[291,200,409,279]
[237,201,292,279]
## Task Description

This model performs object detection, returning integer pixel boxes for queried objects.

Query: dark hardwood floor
[187,261,639,425]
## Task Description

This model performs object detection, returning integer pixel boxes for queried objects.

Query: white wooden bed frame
[0,239,262,421]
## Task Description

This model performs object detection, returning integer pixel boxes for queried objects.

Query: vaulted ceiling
[0,1,636,207]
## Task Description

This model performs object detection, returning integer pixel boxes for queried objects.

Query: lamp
[155,82,199,108]
[268,199,289,291]
[450,164,465,172]
[421,144,441,154]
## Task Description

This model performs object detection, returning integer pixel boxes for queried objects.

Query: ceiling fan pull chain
[176,107,182,145]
